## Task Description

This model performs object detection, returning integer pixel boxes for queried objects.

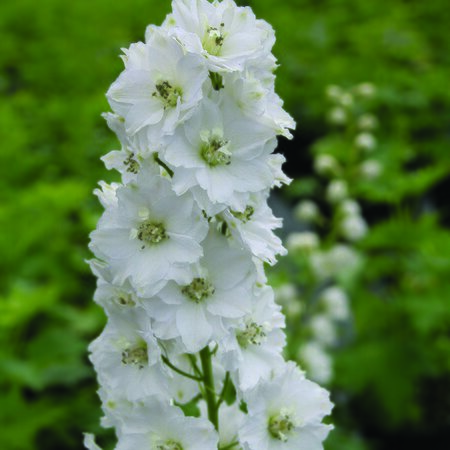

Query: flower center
[121,342,148,369]
[268,410,298,442]
[202,24,225,56]
[153,80,182,109]
[117,292,136,307]
[236,321,267,348]
[181,277,215,303]
[155,440,183,450]
[200,133,231,167]
[123,151,139,174]
[231,205,255,223]
[137,220,168,246]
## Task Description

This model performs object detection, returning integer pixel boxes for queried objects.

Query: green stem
[153,153,174,177]
[217,372,230,408]
[161,355,203,382]
[219,442,239,450]
[199,346,219,430]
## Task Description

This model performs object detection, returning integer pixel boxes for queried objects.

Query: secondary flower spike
[86,1,332,449]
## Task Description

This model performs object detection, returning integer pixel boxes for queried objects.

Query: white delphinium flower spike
[240,362,333,450]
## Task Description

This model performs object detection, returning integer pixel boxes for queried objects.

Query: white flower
[219,286,285,392]
[354,82,376,97]
[326,179,348,203]
[286,231,320,252]
[221,191,286,265]
[310,244,361,280]
[116,399,218,450]
[101,113,160,182]
[94,181,121,209]
[88,311,168,401]
[199,401,245,449]
[327,106,347,125]
[217,403,246,449]
[163,95,276,210]
[107,27,207,142]
[274,284,302,319]
[93,278,140,317]
[89,174,208,297]
[294,200,320,223]
[164,0,275,72]
[309,315,337,347]
[360,159,382,179]
[325,85,343,101]
[320,286,350,321]
[267,153,292,188]
[338,199,361,217]
[340,214,368,241]
[355,132,376,151]
[147,230,256,352]
[314,154,339,176]
[240,362,333,450]
[299,342,333,385]
[357,113,378,130]
[83,434,102,450]
[222,72,295,138]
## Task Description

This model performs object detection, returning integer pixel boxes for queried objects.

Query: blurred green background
[0,0,449,449]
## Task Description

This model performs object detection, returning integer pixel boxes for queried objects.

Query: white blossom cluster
[277,83,381,384]
[86,1,333,449]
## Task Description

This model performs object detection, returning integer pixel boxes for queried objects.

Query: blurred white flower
[294,200,320,223]
[286,231,320,252]
[360,159,382,179]
[340,214,368,241]
[355,132,376,151]
[320,286,350,321]
[314,154,339,176]
[326,179,348,203]
[327,106,347,125]
[357,113,378,131]
[299,342,333,385]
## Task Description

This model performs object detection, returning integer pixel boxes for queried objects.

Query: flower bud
[294,200,319,223]
[360,159,382,179]
[326,180,348,203]
[314,154,339,176]
[355,132,376,151]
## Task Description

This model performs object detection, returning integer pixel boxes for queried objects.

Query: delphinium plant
[273,83,381,385]
[85,1,333,449]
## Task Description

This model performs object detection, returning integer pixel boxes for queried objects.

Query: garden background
[0,0,449,449]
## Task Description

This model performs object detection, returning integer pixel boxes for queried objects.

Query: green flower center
[117,293,136,307]
[121,342,148,369]
[200,136,231,167]
[181,277,215,303]
[137,220,168,246]
[231,205,255,223]
[153,80,182,109]
[236,321,267,348]
[202,24,225,56]
[155,440,183,450]
[268,411,297,442]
